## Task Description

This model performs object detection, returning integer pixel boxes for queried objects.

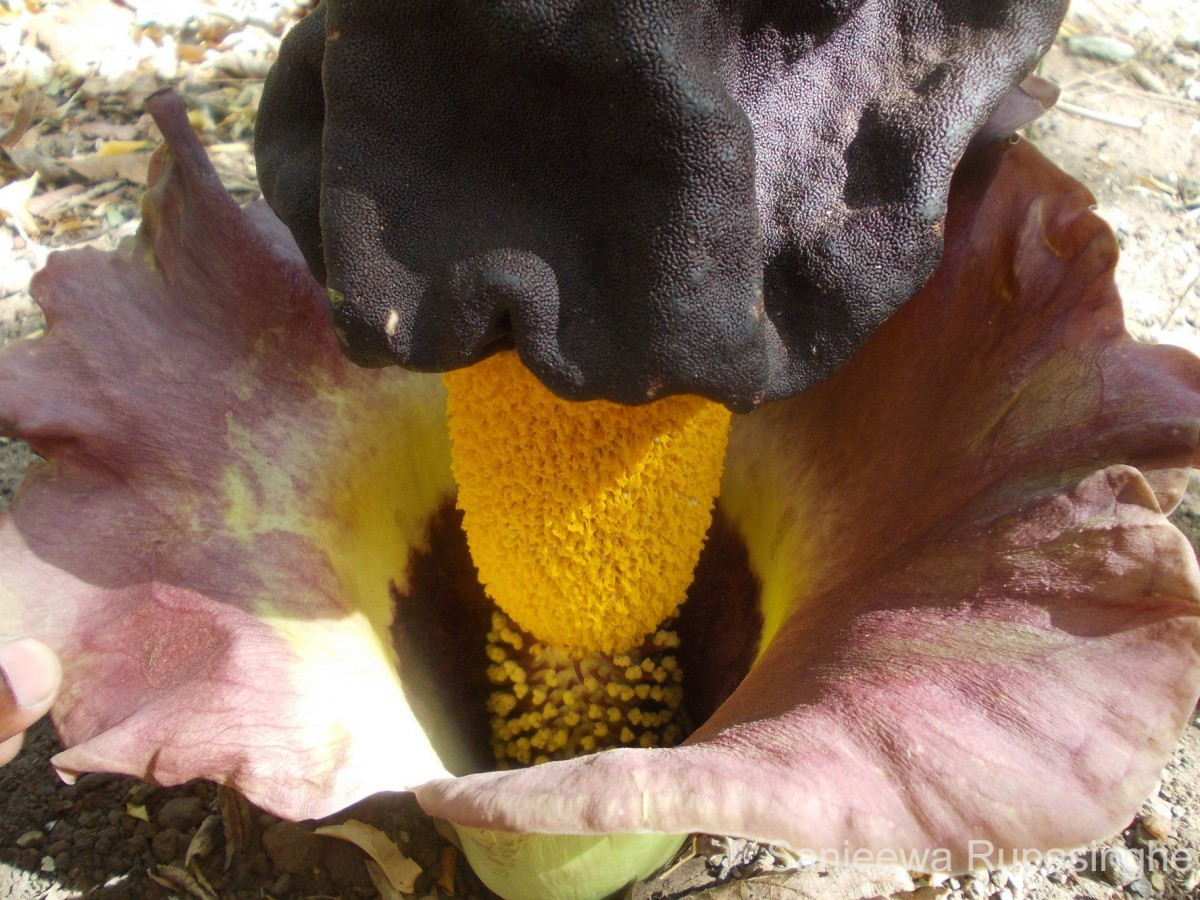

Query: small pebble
[1101,847,1142,886]
[1139,812,1172,841]
[1064,33,1138,64]
[15,831,43,848]
[1127,876,1153,898]
[1,260,34,295]
[1176,32,1200,53]
[261,820,323,875]
[322,837,374,888]
[1141,796,1172,818]
[155,796,206,831]
[125,830,149,852]
[151,828,182,864]
[39,856,55,873]
[1150,872,1165,892]
[1171,52,1200,73]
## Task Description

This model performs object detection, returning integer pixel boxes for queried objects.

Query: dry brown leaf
[188,107,218,135]
[0,173,39,235]
[0,89,44,149]
[25,183,84,218]
[6,129,72,182]
[315,820,423,894]
[436,845,457,895]
[78,121,140,141]
[149,864,218,900]
[703,865,915,900]
[177,43,209,64]
[367,859,410,900]
[50,217,91,236]
[211,49,274,79]
[124,801,149,823]
[433,817,462,850]
[218,786,253,873]
[188,861,218,898]
[185,813,221,868]
[96,139,153,157]
[67,150,153,186]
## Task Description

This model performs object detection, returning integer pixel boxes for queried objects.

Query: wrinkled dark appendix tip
[254,0,1067,411]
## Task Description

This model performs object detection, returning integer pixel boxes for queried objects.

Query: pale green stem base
[453,825,687,900]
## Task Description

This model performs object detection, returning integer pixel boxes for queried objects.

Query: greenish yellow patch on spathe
[217,366,453,657]
[220,465,260,535]
[314,374,455,648]
[445,351,731,653]
[717,412,822,658]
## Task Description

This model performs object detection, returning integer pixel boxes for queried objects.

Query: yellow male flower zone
[0,91,1199,900]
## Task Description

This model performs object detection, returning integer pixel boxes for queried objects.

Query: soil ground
[1,0,1199,898]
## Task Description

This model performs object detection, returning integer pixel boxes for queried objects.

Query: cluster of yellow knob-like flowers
[484,612,685,766]
[444,350,731,764]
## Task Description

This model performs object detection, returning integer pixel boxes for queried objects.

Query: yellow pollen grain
[444,350,731,653]
[485,611,690,767]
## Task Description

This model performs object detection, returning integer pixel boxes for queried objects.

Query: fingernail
[0,638,61,709]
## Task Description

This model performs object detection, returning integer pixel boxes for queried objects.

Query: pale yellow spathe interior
[217,362,456,784]
[221,367,454,649]
[445,351,732,653]
[717,403,822,658]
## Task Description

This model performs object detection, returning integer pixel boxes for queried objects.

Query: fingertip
[0,637,62,711]
[0,730,25,766]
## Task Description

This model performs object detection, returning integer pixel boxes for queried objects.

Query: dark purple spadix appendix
[254,0,1067,409]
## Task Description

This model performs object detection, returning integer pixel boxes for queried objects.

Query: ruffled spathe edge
[0,91,457,819]
[0,91,1196,865]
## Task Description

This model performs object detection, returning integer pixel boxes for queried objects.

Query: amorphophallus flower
[3,3,1200,898]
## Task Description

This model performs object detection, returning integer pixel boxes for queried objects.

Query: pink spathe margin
[0,91,1196,867]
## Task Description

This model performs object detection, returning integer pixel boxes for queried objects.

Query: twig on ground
[1056,62,1132,90]
[1091,84,1200,112]
[31,179,122,219]
[1162,266,1200,329]
[1055,101,1144,129]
